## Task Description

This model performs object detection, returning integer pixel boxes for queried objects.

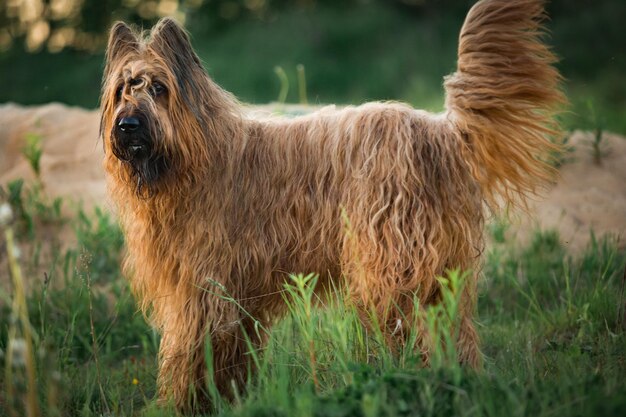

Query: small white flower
[11,245,21,259]
[0,203,13,226]
[392,318,403,335]
[9,338,27,367]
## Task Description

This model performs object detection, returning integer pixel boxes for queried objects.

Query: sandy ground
[0,103,107,211]
[1,102,625,255]
[516,130,626,252]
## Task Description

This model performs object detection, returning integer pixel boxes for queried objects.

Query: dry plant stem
[305,300,320,394]
[4,226,41,417]
[274,66,289,105]
[617,266,626,330]
[86,266,110,414]
[297,64,308,105]
[309,338,319,393]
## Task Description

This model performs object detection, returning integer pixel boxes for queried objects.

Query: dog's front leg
[156,295,213,414]
[157,293,260,414]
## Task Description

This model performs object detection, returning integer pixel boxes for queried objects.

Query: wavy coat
[101,0,564,412]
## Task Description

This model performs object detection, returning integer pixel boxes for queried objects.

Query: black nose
[118,117,140,132]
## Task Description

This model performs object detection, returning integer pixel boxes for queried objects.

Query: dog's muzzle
[113,115,151,161]
[111,112,168,194]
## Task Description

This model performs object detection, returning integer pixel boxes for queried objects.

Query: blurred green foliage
[0,0,624,132]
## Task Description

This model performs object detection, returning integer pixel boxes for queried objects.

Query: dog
[100,0,563,412]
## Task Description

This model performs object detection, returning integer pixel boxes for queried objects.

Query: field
[1,180,626,417]
[1,105,625,416]
[1,0,626,416]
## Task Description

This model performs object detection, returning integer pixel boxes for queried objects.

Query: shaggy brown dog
[100,0,563,412]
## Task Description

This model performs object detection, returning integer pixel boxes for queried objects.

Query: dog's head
[100,18,228,196]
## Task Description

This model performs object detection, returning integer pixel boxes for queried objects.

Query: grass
[0,176,625,416]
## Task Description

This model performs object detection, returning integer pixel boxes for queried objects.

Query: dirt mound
[1,103,625,253]
[0,103,106,211]
[516,130,626,252]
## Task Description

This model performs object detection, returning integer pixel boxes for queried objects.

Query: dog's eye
[151,82,166,97]
[115,85,123,101]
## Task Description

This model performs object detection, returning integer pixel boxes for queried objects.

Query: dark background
[1,0,624,132]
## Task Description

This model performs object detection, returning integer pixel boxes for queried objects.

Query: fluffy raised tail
[444,0,566,208]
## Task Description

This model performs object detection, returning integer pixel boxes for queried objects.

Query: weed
[274,66,289,105]
[297,64,308,105]
[550,131,575,169]
[283,273,322,392]
[2,202,42,417]
[22,133,44,179]
[586,101,609,165]
[2,179,33,236]
[27,184,63,226]
[74,207,124,284]
[0,179,63,241]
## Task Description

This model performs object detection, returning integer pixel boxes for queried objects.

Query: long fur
[445,0,565,207]
[100,0,564,413]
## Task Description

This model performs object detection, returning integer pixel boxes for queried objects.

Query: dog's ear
[105,22,138,70]
[149,18,203,70]
[149,18,209,117]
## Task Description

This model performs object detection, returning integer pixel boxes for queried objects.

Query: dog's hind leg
[340,235,429,356]
[342,231,482,368]
[456,275,481,368]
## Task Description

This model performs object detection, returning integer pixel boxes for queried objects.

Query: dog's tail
[444,0,565,208]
